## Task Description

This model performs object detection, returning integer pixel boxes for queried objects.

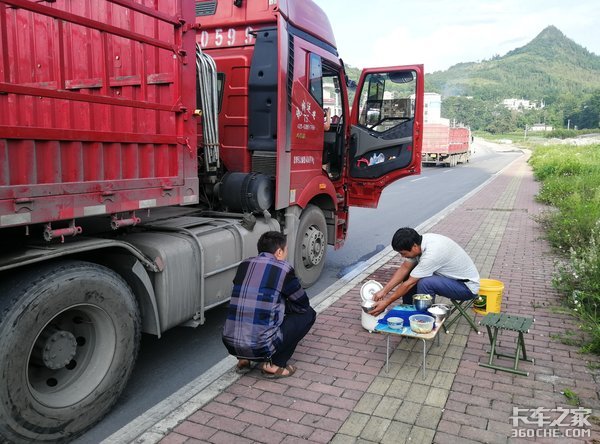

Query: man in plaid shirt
[222,231,316,378]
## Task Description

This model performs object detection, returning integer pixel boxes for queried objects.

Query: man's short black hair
[257,231,287,254]
[391,227,422,252]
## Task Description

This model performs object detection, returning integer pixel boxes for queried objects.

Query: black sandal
[260,364,296,379]
[235,359,255,374]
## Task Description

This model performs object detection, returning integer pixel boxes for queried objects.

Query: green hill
[343,27,600,131]
[426,26,600,104]
[430,26,600,130]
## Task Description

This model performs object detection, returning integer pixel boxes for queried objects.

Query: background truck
[0,0,423,441]
[421,120,471,167]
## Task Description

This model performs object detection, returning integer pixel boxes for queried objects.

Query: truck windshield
[357,71,416,133]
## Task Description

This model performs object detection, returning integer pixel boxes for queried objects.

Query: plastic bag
[368,153,385,165]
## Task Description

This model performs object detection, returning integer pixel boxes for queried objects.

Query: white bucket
[361,309,387,332]
[360,280,385,331]
[360,280,382,302]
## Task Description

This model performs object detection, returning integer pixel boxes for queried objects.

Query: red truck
[421,121,471,167]
[0,0,423,441]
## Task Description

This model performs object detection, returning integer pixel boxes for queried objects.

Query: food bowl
[413,294,433,311]
[386,317,404,329]
[409,314,435,334]
[427,305,449,323]
[361,299,376,314]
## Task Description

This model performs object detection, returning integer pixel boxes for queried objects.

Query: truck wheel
[0,261,141,443]
[294,205,327,288]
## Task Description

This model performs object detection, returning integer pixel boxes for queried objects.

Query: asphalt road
[78,139,522,443]
[306,139,523,297]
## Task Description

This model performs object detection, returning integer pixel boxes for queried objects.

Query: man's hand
[368,299,388,317]
[372,289,386,302]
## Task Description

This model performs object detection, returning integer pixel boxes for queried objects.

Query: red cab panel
[346,65,424,208]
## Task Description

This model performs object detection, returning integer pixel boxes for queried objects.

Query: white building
[423,92,442,123]
[323,78,343,117]
[529,123,553,132]
[502,98,544,111]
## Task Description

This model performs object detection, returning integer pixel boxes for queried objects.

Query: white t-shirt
[409,233,480,294]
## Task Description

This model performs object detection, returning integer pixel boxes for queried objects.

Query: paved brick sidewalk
[151,152,599,444]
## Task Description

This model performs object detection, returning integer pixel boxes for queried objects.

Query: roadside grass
[528,143,600,354]
[561,388,581,407]
[473,129,599,142]
[473,131,524,143]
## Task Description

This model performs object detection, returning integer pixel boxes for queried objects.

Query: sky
[312,0,600,73]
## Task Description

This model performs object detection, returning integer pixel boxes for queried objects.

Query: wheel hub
[301,225,325,267]
[40,328,78,370]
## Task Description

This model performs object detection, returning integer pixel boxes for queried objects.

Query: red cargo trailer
[0,0,424,441]
[422,122,471,167]
[0,0,199,231]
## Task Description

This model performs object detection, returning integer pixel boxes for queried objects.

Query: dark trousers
[271,307,316,367]
[402,275,476,305]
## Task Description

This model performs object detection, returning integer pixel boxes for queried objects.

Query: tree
[485,107,516,134]
[567,89,600,129]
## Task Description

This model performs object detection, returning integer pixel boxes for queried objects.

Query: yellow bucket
[473,278,504,315]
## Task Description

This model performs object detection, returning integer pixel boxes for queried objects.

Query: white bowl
[387,317,404,329]
[427,306,448,323]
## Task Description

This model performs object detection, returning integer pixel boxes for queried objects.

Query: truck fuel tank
[124,215,279,332]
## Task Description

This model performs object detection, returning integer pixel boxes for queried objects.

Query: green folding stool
[479,313,534,376]
[443,299,480,334]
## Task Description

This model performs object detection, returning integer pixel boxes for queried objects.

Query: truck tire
[294,205,327,288]
[0,261,141,443]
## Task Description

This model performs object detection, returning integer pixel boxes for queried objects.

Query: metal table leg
[383,325,443,379]
[386,334,390,373]
[421,338,426,379]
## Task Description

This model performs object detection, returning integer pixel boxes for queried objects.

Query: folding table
[374,305,446,379]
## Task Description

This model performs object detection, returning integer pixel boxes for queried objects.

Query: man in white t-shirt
[370,227,480,316]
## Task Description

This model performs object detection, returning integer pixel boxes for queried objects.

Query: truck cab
[196,0,423,285]
[0,1,422,441]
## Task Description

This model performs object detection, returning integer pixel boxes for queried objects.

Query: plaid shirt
[222,252,310,360]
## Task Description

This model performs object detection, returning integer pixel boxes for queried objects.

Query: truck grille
[196,1,217,16]
[252,151,276,177]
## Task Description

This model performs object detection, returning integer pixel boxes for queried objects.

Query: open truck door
[347,65,424,207]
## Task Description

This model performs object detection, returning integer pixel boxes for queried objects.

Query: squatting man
[369,227,480,316]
